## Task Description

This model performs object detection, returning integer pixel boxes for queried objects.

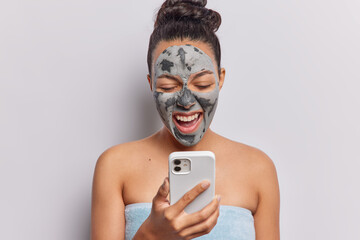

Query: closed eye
[160,87,177,91]
[188,70,216,92]
[195,84,213,89]
[156,75,182,92]
[193,82,216,91]
[157,83,181,92]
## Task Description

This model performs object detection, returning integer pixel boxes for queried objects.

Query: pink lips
[172,111,203,134]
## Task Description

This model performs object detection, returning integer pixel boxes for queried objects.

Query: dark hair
[147,0,222,76]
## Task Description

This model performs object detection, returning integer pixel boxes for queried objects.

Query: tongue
[177,118,197,127]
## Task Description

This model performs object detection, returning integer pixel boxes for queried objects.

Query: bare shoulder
[219,135,278,175]
[93,137,156,196]
[216,135,279,201]
[94,138,150,179]
[241,143,277,176]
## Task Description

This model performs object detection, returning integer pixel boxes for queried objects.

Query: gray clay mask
[152,44,220,146]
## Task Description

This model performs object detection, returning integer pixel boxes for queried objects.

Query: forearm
[132,219,154,240]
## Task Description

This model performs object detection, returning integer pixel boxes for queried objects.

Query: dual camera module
[174,159,182,172]
[172,158,191,174]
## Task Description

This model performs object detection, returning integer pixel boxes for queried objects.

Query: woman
[91,0,280,239]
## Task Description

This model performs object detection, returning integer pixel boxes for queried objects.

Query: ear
[218,68,225,91]
[147,74,153,91]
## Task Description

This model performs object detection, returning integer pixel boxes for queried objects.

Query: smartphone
[168,151,215,214]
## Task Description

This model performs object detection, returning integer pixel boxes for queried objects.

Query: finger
[179,195,220,229]
[170,180,210,216]
[185,230,209,240]
[152,177,169,206]
[178,204,220,238]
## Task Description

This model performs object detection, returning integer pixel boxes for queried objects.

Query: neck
[156,126,217,152]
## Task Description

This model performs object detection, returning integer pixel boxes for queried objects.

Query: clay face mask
[152,44,219,146]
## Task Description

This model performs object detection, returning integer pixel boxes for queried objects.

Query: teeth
[175,113,199,122]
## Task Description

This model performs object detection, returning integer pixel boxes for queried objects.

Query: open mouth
[172,111,203,134]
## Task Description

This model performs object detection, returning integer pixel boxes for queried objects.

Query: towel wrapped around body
[125,202,255,240]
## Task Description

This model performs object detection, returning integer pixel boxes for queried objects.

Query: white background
[1,0,359,239]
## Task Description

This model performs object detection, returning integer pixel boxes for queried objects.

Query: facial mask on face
[153,44,219,146]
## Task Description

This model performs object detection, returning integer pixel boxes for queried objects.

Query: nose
[177,88,196,109]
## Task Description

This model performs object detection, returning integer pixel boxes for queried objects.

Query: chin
[170,120,206,147]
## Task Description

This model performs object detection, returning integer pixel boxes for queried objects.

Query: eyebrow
[157,70,214,82]
[191,70,214,80]
[157,74,182,83]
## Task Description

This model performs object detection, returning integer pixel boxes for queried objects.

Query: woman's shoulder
[226,137,279,202]
[94,136,156,179]
[213,133,277,176]
[211,133,279,213]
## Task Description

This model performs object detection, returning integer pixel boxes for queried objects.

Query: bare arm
[91,149,125,240]
[253,151,280,240]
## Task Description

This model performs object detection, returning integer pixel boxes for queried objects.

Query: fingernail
[217,195,221,202]
[201,181,210,189]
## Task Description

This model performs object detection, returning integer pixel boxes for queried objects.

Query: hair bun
[155,0,221,32]
[165,0,206,8]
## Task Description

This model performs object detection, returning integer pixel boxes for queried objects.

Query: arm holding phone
[133,177,221,240]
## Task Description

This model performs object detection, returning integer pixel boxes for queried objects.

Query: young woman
[91,1,280,239]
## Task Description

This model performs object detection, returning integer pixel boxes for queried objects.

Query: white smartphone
[168,151,215,214]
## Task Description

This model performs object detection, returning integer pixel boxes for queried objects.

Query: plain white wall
[1,0,359,239]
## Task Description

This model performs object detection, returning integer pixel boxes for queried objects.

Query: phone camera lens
[174,166,181,172]
[174,160,181,165]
